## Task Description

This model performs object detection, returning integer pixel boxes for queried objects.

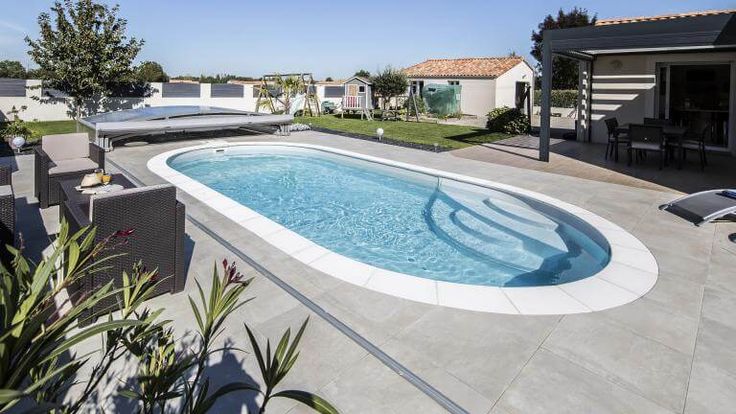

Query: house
[538,9,736,160]
[403,56,535,116]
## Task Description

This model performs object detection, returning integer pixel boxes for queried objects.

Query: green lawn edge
[297,115,510,150]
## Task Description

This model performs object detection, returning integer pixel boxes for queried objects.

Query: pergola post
[576,60,592,142]
[539,36,552,162]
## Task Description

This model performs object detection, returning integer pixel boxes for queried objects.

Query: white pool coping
[147,141,659,315]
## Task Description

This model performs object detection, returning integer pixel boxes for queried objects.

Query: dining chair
[628,124,666,169]
[604,117,629,161]
[680,125,710,170]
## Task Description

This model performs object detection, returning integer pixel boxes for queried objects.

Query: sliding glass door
[655,63,731,149]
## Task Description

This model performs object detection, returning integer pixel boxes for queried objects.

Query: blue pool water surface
[169,146,610,287]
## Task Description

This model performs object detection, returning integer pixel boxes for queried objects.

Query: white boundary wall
[0,80,342,122]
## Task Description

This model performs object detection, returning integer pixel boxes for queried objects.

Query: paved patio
[453,136,736,194]
[7,131,736,413]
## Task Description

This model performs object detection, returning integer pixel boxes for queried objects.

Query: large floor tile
[379,337,495,414]
[645,273,704,319]
[693,317,736,377]
[543,315,691,411]
[497,349,672,414]
[317,354,447,414]
[597,296,699,355]
[700,287,736,331]
[684,359,736,414]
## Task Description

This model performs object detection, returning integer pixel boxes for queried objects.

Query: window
[358,85,365,93]
[324,86,344,98]
[448,81,460,86]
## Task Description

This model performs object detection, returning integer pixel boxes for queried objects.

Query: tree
[531,7,596,89]
[25,67,50,80]
[275,74,303,113]
[371,67,407,109]
[136,60,169,82]
[25,0,144,118]
[324,76,334,82]
[354,69,370,78]
[0,60,26,78]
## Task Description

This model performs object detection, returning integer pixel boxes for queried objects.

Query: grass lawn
[24,120,78,143]
[298,115,510,150]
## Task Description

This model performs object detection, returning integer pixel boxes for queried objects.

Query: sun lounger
[659,189,736,226]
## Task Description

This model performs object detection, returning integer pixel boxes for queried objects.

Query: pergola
[539,12,736,161]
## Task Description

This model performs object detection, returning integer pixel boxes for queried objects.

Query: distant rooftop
[596,8,736,26]
[403,56,526,79]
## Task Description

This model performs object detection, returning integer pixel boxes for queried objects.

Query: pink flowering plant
[0,221,337,413]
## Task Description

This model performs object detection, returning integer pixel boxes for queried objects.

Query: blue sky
[1,0,734,79]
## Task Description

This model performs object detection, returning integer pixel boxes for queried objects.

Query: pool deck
[8,131,736,413]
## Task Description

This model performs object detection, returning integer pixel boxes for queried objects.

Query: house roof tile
[596,9,736,26]
[403,56,526,79]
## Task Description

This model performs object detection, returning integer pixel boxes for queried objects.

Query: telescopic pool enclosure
[79,106,294,150]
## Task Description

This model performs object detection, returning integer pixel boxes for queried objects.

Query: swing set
[254,73,321,117]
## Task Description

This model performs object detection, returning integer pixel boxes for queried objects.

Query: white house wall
[589,51,736,154]
[494,62,535,110]
[0,81,342,122]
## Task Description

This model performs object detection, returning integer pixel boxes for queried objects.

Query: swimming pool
[149,142,658,314]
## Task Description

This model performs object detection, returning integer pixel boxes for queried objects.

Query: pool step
[439,188,568,254]
[426,194,546,272]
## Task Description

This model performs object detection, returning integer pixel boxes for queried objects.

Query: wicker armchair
[0,166,15,266]
[35,133,105,208]
[61,184,185,324]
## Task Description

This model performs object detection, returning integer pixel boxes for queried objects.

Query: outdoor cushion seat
[34,132,104,208]
[630,142,662,151]
[48,158,99,175]
[0,167,15,266]
[61,183,186,325]
[627,124,666,169]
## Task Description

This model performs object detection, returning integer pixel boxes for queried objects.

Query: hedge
[533,89,578,108]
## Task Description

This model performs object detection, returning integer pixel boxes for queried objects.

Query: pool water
[169,147,611,287]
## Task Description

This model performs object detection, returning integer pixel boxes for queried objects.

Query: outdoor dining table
[615,124,689,167]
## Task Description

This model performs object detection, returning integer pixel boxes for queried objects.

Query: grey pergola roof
[538,12,736,161]
[546,13,736,59]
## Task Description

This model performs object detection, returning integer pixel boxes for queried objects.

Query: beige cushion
[48,158,98,175]
[42,133,89,161]
[89,184,172,220]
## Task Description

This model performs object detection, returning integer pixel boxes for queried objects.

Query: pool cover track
[148,142,659,315]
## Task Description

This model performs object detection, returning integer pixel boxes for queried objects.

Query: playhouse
[341,76,373,119]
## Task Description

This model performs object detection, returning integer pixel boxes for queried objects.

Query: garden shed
[404,56,534,116]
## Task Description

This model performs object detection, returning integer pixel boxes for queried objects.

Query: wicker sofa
[61,183,186,323]
[35,132,105,208]
[0,166,15,265]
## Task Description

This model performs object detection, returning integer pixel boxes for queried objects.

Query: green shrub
[533,89,578,108]
[486,106,530,134]
[0,119,32,139]
[403,95,426,115]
